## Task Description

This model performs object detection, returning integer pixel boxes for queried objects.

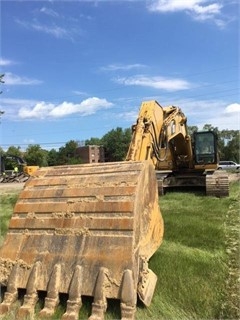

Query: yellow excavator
[126,100,229,197]
[0,155,39,183]
[0,100,228,320]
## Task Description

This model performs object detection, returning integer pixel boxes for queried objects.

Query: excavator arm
[126,100,194,170]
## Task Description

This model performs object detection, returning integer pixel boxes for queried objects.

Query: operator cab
[194,131,218,165]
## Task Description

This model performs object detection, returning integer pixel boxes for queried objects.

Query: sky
[0,0,239,151]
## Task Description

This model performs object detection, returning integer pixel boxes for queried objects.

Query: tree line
[0,125,239,170]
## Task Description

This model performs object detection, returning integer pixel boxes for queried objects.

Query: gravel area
[0,182,25,194]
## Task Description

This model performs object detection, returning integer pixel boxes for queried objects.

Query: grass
[0,193,19,245]
[145,194,228,320]
[0,182,239,319]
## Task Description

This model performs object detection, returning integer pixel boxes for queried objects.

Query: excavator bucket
[0,161,163,320]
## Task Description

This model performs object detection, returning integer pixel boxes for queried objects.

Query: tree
[220,130,239,162]
[47,149,59,166]
[85,137,102,146]
[202,124,219,133]
[102,127,131,161]
[58,140,81,165]
[6,146,23,157]
[187,125,198,137]
[24,144,48,167]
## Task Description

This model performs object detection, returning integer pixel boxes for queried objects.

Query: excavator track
[206,171,229,197]
[0,172,30,183]
[0,161,163,320]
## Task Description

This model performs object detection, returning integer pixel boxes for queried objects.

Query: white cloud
[171,99,240,130]
[1,98,38,108]
[210,115,239,130]
[19,102,54,119]
[147,0,225,26]
[0,59,15,66]
[223,103,240,114]
[15,19,78,41]
[0,98,39,119]
[100,63,146,71]
[40,7,59,18]
[72,90,88,96]
[114,75,191,91]
[211,102,240,130]
[147,0,222,13]
[117,110,139,122]
[18,97,113,119]
[31,23,72,39]
[4,72,42,85]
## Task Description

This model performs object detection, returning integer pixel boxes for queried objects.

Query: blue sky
[0,0,239,151]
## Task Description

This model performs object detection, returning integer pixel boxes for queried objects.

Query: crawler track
[206,171,229,197]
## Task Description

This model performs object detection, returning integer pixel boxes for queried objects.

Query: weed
[0,183,238,319]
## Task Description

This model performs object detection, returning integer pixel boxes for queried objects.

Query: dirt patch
[0,182,25,194]
[228,172,240,182]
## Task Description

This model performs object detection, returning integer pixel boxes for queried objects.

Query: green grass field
[0,181,239,320]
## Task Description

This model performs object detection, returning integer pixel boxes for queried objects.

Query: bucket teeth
[89,267,108,320]
[39,263,62,318]
[120,269,136,320]
[16,261,41,319]
[61,265,83,320]
[0,266,138,320]
[0,263,20,315]
[88,268,137,320]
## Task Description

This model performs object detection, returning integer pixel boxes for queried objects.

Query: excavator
[0,155,39,183]
[126,101,229,197]
[0,100,228,320]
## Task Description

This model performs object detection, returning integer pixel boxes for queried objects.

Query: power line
[0,141,69,147]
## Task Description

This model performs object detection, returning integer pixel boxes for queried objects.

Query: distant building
[75,145,105,163]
